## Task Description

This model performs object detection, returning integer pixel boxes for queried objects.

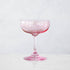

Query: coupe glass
[20,20,50,61]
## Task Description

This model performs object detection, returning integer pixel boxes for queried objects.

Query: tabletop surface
[0,54,70,70]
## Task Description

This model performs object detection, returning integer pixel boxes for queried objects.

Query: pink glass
[20,20,50,61]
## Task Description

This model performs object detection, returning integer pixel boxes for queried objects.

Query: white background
[0,0,70,54]
[0,54,70,70]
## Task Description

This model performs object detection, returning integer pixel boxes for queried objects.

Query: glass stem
[33,36,37,52]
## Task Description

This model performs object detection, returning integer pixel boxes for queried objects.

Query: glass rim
[20,19,50,22]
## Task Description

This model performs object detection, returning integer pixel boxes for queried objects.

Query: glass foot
[24,52,46,61]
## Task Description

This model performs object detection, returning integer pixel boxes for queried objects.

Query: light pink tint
[24,52,46,61]
[20,20,50,36]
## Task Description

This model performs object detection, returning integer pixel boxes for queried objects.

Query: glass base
[24,52,46,61]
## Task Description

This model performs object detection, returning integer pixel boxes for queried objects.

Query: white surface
[0,54,70,70]
[0,0,70,54]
